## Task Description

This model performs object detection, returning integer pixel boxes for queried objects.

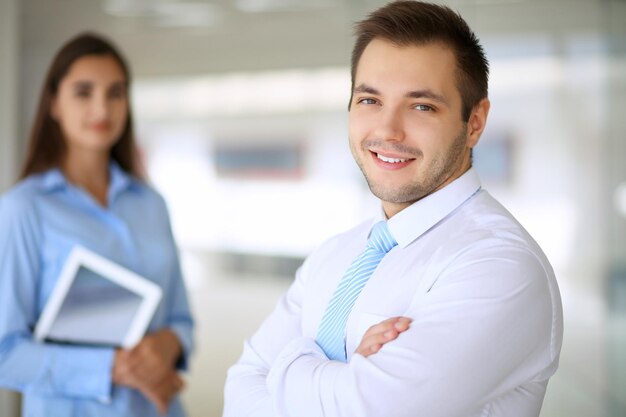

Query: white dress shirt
[224,168,563,417]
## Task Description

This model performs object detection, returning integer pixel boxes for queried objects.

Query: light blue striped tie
[316,221,397,362]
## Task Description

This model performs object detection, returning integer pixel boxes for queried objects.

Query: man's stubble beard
[351,125,469,205]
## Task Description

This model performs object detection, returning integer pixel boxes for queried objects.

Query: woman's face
[51,54,128,156]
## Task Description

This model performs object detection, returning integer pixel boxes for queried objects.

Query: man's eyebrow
[406,89,449,105]
[353,84,380,95]
[354,83,449,106]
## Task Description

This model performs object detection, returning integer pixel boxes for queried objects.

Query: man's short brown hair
[351,0,489,121]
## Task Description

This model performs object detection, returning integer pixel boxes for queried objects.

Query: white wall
[0,0,19,192]
[0,0,22,412]
[134,34,616,289]
[607,2,626,272]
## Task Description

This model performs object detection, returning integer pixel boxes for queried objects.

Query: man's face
[349,38,483,218]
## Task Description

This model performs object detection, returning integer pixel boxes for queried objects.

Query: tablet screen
[34,246,163,349]
[45,265,144,347]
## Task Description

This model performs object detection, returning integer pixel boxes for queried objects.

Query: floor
[178,251,626,417]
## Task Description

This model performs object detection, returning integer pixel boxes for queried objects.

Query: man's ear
[467,98,490,148]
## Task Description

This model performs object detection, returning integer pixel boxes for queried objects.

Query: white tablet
[34,246,162,349]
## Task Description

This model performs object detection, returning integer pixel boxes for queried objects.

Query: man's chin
[368,185,426,206]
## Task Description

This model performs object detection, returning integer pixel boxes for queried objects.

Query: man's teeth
[377,153,408,163]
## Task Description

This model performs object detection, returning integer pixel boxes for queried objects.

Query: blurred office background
[1,0,625,416]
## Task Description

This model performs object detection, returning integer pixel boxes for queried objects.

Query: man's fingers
[369,343,382,353]
[356,330,398,356]
[364,317,411,338]
[378,316,406,326]
[394,317,411,331]
[364,328,399,347]
[355,316,412,357]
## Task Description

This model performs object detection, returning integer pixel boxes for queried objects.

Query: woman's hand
[112,329,184,414]
[123,329,182,383]
[355,316,411,357]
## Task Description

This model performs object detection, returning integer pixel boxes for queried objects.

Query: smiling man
[348,38,484,218]
[224,2,563,417]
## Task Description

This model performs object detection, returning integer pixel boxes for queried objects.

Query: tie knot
[367,221,397,254]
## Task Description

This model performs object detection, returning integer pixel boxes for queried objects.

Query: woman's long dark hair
[20,32,142,179]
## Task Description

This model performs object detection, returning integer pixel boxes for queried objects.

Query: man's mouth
[376,153,410,164]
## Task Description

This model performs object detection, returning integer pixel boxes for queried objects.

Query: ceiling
[19,0,613,78]
[13,0,623,155]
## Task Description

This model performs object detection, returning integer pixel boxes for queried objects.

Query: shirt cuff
[49,345,115,402]
[169,323,193,371]
[267,336,343,416]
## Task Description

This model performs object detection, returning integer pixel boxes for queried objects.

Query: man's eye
[414,104,433,112]
[358,98,377,105]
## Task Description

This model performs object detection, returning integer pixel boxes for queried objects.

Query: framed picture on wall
[214,142,304,179]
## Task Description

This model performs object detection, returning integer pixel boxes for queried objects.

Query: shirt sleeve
[265,242,561,417]
[164,244,194,370]
[159,197,195,370]
[223,263,308,417]
[0,193,115,402]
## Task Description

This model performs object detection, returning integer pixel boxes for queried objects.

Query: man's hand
[112,329,184,414]
[355,316,411,357]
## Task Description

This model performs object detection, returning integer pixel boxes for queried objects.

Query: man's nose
[374,106,406,143]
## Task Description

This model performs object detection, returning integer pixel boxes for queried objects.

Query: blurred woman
[0,32,194,417]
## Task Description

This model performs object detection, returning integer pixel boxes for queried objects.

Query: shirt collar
[39,161,138,199]
[382,168,482,248]
[40,168,66,192]
[108,161,138,201]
